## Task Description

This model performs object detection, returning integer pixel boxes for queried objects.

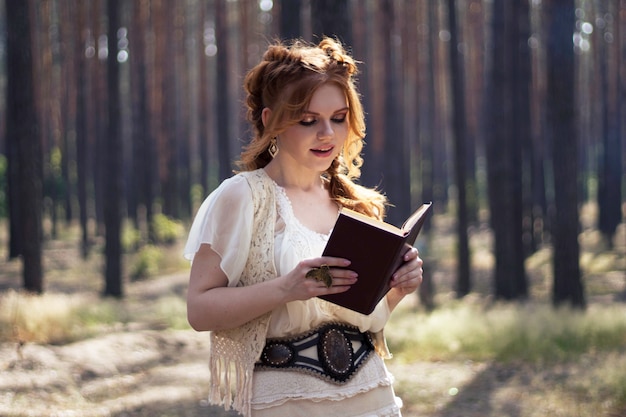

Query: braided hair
[237,37,386,219]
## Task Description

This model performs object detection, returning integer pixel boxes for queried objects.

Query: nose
[317,120,333,140]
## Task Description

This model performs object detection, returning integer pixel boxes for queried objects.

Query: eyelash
[299,115,347,127]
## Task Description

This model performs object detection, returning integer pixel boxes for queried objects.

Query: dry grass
[387,300,626,363]
[386,299,626,416]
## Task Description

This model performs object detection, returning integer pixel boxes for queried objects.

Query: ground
[1,213,625,416]
[1,271,625,417]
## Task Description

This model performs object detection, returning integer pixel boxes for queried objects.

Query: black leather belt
[255,322,374,384]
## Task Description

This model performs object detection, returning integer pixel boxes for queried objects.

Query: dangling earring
[268,137,279,158]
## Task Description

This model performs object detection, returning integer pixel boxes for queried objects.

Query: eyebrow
[303,107,349,115]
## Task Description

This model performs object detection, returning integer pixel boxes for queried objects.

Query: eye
[299,116,317,127]
[331,114,347,124]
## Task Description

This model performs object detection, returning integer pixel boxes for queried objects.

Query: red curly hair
[237,37,386,219]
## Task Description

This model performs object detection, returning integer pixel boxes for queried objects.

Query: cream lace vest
[208,169,276,417]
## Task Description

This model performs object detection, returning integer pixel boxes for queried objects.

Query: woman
[185,37,424,417]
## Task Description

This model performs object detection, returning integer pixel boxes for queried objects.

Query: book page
[339,208,403,236]
[401,202,433,234]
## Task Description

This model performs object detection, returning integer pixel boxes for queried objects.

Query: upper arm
[188,243,228,297]
[184,175,255,286]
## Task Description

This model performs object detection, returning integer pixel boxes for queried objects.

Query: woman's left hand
[386,247,423,310]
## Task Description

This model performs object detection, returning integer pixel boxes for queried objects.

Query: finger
[395,275,423,293]
[393,258,421,280]
[315,256,352,268]
[327,275,357,286]
[403,247,419,261]
[392,264,423,286]
[306,267,358,288]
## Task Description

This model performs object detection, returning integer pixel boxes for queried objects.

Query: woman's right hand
[278,257,358,302]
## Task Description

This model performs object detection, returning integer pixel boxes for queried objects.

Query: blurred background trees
[1,0,624,308]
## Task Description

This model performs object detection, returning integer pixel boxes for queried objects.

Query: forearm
[385,288,406,312]
[187,278,287,331]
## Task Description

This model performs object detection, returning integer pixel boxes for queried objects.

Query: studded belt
[255,322,375,384]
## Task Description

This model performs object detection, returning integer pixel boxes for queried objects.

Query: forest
[1,0,625,308]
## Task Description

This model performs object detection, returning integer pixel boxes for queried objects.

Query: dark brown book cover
[319,202,433,314]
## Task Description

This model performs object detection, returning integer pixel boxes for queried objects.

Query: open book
[318,202,433,314]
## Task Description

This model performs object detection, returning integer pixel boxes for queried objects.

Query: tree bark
[104,0,123,297]
[280,0,301,40]
[447,0,471,297]
[5,0,44,292]
[486,0,528,300]
[379,0,410,226]
[545,0,585,308]
[597,0,622,246]
[75,0,90,258]
[215,0,233,181]
[310,0,352,47]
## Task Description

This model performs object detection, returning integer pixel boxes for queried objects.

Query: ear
[261,107,272,127]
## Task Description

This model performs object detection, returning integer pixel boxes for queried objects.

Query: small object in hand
[306,264,333,288]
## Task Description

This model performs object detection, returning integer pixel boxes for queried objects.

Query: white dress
[184,171,402,417]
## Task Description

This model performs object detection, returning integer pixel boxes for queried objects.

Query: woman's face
[274,83,349,173]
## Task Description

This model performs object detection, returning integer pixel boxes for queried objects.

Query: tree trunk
[215,0,233,181]
[379,0,410,226]
[431,1,449,209]
[198,0,213,198]
[130,0,151,238]
[310,0,352,47]
[463,0,485,225]
[486,0,527,300]
[159,1,179,217]
[514,0,535,258]
[104,0,123,297]
[6,0,44,292]
[529,2,549,252]
[92,0,106,237]
[447,0,471,297]
[75,0,90,258]
[597,0,622,246]
[60,0,76,226]
[416,0,437,309]
[280,0,301,40]
[359,1,385,189]
[545,0,585,308]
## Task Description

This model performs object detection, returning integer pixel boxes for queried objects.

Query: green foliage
[121,221,142,252]
[44,146,66,200]
[190,183,205,214]
[123,213,185,252]
[150,295,189,330]
[152,213,185,244]
[48,146,62,177]
[74,299,130,328]
[129,244,163,280]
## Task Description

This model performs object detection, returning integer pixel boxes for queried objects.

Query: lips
[311,146,334,156]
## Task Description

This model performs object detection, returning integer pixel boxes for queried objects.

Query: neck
[263,162,324,191]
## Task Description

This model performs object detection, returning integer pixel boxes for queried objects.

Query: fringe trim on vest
[206,170,276,417]
[209,351,254,416]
